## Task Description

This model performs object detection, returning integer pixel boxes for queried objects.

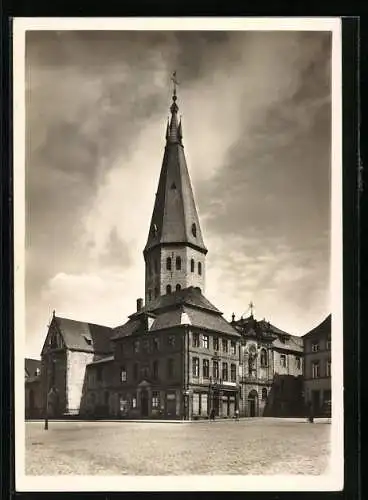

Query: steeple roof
[144,89,207,255]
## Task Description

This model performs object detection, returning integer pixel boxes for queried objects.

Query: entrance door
[213,393,220,416]
[312,390,320,415]
[248,390,258,417]
[141,390,149,417]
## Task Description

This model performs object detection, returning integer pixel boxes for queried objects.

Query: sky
[24,29,332,358]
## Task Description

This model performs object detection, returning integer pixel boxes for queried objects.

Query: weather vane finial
[171,71,179,97]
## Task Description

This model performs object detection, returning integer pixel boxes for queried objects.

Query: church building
[29,81,327,421]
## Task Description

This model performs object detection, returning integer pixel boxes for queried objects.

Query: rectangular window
[230,363,237,382]
[133,340,140,353]
[203,359,209,378]
[326,360,331,377]
[167,335,175,347]
[153,337,159,351]
[213,337,219,351]
[222,362,228,381]
[142,339,149,352]
[202,335,209,349]
[280,354,286,367]
[222,339,228,353]
[311,342,319,352]
[141,365,149,379]
[230,341,236,355]
[296,356,301,369]
[152,391,160,408]
[132,396,137,408]
[153,360,159,380]
[213,360,219,379]
[120,367,127,383]
[192,333,200,347]
[192,357,199,377]
[167,358,174,379]
[312,361,320,378]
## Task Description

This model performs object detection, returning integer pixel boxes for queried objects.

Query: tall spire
[167,71,181,144]
[144,72,207,302]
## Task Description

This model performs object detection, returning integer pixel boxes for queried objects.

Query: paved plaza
[25,418,330,476]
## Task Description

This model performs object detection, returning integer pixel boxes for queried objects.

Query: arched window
[166,257,172,271]
[198,262,202,275]
[191,259,195,272]
[176,256,181,270]
[260,349,268,367]
[262,388,268,400]
[166,284,172,294]
[176,284,181,291]
[192,223,197,237]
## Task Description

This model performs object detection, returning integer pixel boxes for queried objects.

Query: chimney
[136,298,143,312]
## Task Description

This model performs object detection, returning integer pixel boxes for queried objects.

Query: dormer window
[151,224,158,237]
[35,368,40,377]
[192,223,197,237]
[83,335,92,346]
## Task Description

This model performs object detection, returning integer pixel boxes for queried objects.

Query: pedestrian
[235,409,239,421]
[308,402,314,423]
[210,408,215,421]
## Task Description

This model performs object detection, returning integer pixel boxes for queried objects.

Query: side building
[302,315,331,417]
[232,314,304,417]
[25,358,42,418]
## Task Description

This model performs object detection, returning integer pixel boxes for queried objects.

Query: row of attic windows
[147,257,202,276]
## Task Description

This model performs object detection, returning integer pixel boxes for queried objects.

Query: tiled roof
[112,288,239,340]
[136,286,221,316]
[25,358,41,378]
[302,314,331,338]
[87,355,114,366]
[54,316,114,354]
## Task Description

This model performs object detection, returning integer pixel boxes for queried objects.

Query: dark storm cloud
[24,28,332,354]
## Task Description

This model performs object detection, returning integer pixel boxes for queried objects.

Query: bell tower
[143,74,208,304]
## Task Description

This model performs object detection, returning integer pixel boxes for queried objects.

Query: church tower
[143,79,208,305]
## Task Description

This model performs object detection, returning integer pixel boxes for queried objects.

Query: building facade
[29,86,330,421]
[302,315,331,417]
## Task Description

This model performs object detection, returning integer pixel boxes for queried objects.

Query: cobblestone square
[25,418,331,476]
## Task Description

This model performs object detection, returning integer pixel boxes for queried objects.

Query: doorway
[141,390,149,417]
[248,390,258,417]
[213,393,220,416]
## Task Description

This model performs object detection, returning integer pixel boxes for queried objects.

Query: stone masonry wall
[67,350,94,415]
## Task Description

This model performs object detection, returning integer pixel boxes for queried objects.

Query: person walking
[210,408,215,421]
[308,401,314,423]
[235,409,239,421]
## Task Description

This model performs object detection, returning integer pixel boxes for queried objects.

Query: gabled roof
[144,93,207,255]
[25,358,41,378]
[302,314,331,339]
[51,316,114,354]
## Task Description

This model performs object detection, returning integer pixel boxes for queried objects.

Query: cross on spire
[171,71,179,97]
[249,301,254,316]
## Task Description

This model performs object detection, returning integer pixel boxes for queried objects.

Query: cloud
[24,29,332,357]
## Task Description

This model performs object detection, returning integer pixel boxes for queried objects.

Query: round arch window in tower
[176,284,181,291]
[198,262,202,276]
[176,256,181,270]
[191,259,195,272]
[191,223,197,237]
[166,284,172,294]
